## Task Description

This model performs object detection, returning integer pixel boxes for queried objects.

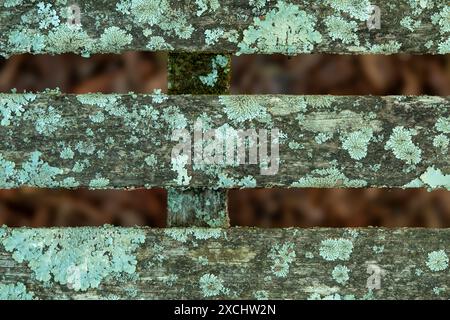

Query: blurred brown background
[0,53,449,228]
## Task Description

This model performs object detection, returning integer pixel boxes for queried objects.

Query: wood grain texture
[167,53,230,227]
[0,226,448,299]
[0,93,448,189]
[0,0,449,57]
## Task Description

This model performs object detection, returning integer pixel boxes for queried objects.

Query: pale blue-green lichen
[431,6,450,33]
[288,141,303,150]
[89,175,110,189]
[406,0,432,15]
[144,154,157,167]
[17,151,63,187]
[324,15,359,45]
[341,128,373,160]
[75,141,96,155]
[426,250,448,272]
[304,96,336,109]
[1,226,146,291]
[47,25,95,55]
[372,245,384,254]
[237,1,322,55]
[291,167,367,188]
[433,287,446,296]
[385,126,422,165]
[164,228,223,243]
[146,35,174,50]
[99,26,133,52]
[268,242,296,278]
[249,0,268,13]
[60,146,74,160]
[420,167,450,190]
[29,106,65,136]
[204,28,224,46]
[3,0,23,7]
[0,93,37,126]
[308,292,356,300]
[319,238,354,261]
[36,2,60,30]
[151,89,168,104]
[219,96,268,123]
[199,55,229,87]
[254,290,269,300]
[0,282,34,300]
[315,132,333,144]
[7,30,46,55]
[325,0,371,21]
[199,273,228,297]
[438,38,450,54]
[171,154,191,186]
[368,41,402,54]
[195,0,220,17]
[215,173,257,188]
[266,96,307,116]
[332,265,350,284]
[116,0,194,40]
[162,106,187,131]
[400,16,421,32]
[433,134,449,153]
[435,117,450,133]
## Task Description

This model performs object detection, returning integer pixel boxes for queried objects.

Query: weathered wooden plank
[167,188,229,227]
[0,0,449,58]
[167,53,231,227]
[0,93,449,189]
[0,226,448,299]
[168,53,231,95]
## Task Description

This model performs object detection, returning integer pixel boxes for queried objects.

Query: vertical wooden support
[167,52,232,227]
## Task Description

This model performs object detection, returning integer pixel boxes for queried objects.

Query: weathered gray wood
[0,93,448,190]
[0,226,448,299]
[167,53,231,227]
[0,0,449,57]
[167,188,229,227]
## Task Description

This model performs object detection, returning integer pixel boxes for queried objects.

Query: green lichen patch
[385,126,422,165]
[292,167,367,188]
[237,1,322,55]
[331,265,350,284]
[341,128,373,160]
[319,238,354,261]
[219,96,268,123]
[164,228,223,243]
[1,226,146,291]
[268,242,296,278]
[420,167,450,190]
[0,282,34,300]
[199,273,229,297]
[426,250,448,272]
[325,0,371,21]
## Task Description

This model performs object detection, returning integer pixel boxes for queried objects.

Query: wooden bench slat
[1,0,449,57]
[0,93,448,189]
[0,226,448,299]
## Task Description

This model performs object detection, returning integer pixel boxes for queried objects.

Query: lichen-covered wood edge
[0,93,448,190]
[0,0,449,57]
[0,226,448,300]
